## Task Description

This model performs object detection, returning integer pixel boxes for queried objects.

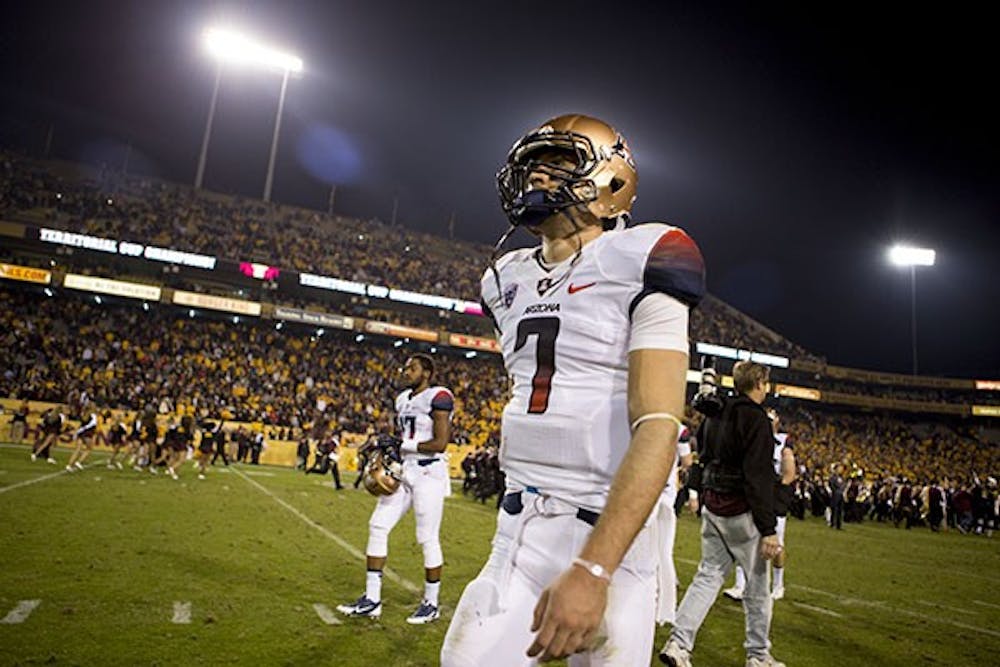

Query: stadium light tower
[888,244,935,375]
[196,28,304,202]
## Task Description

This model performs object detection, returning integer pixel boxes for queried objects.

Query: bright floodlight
[204,28,303,73]
[888,244,935,267]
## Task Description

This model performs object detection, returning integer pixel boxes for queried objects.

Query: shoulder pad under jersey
[601,222,705,311]
[430,387,455,412]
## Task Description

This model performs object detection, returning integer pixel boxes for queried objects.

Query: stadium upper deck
[2,147,998,420]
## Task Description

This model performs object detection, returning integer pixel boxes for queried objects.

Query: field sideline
[1,443,998,666]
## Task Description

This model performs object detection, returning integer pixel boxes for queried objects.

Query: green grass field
[1,442,998,666]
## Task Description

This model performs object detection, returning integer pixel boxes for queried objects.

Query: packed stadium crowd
[2,148,998,543]
[774,408,999,534]
[0,285,506,447]
[1,149,819,360]
[783,408,997,486]
[808,379,1000,406]
[785,465,998,536]
[0,149,483,296]
[2,281,996,538]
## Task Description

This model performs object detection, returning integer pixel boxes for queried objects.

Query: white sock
[734,566,747,590]
[366,570,382,603]
[773,567,784,589]
[424,580,440,606]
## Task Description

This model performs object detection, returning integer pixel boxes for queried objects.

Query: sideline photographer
[661,360,785,667]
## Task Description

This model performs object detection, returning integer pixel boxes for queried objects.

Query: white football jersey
[395,385,454,461]
[773,432,790,476]
[481,223,704,511]
[662,426,692,507]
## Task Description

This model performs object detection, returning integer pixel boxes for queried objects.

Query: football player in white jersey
[441,114,705,665]
[767,410,795,599]
[338,354,454,624]
[723,409,796,602]
[655,424,695,626]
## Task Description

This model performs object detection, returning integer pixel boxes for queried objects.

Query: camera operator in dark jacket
[662,360,785,667]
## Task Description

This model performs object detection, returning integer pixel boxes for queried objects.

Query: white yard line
[233,468,421,595]
[0,468,71,494]
[678,555,994,635]
[791,601,843,618]
[916,599,978,616]
[972,600,1000,611]
[0,459,105,495]
[1,600,41,624]
[312,603,343,625]
[790,584,1000,639]
[172,601,192,624]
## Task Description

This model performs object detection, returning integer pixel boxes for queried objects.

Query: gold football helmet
[362,448,402,496]
[497,113,638,228]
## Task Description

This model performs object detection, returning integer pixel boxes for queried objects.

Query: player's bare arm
[781,447,796,485]
[416,410,451,454]
[528,347,688,661]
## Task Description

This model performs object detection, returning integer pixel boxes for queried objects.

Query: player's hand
[760,534,782,561]
[375,434,402,457]
[527,565,608,661]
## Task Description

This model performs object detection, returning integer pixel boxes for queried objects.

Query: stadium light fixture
[204,28,303,73]
[195,27,304,202]
[887,243,936,375]
[888,244,935,267]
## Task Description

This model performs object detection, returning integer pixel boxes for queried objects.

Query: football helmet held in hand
[375,433,402,457]
[363,447,403,496]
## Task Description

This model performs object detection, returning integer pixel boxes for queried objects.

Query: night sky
[1,1,997,378]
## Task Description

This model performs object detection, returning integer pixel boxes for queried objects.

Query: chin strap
[488,223,518,306]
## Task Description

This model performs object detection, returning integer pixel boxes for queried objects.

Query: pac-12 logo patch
[502,283,518,308]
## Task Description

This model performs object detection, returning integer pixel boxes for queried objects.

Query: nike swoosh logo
[567,282,597,294]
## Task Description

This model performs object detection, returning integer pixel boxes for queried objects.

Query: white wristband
[572,557,612,584]
[400,442,419,455]
[630,412,683,433]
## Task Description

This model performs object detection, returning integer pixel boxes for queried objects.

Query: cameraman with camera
[661,360,784,667]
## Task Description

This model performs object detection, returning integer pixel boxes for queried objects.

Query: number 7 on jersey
[514,316,560,414]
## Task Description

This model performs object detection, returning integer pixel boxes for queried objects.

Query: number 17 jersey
[480,223,705,511]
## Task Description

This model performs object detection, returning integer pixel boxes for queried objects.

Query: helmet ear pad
[363,449,402,496]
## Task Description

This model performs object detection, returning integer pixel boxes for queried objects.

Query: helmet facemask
[489,114,638,304]
[497,130,602,229]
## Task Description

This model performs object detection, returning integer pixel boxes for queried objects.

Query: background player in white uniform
[441,114,705,665]
[338,354,454,624]
[655,424,695,626]
[767,410,795,599]
[723,409,796,602]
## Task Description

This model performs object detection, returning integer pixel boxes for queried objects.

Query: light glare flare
[888,245,935,267]
[204,28,303,73]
